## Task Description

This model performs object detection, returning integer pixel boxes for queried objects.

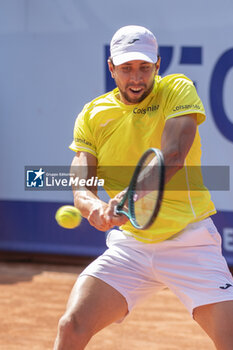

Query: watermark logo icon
[26,168,45,188]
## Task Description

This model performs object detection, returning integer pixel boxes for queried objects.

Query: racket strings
[133,153,161,227]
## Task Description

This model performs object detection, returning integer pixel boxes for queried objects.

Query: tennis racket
[115,148,165,230]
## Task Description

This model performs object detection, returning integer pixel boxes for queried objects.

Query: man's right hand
[87,198,128,232]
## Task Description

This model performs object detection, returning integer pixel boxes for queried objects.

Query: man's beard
[119,82,154,104]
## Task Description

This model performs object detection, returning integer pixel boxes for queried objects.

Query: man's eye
[141,66,150,71]
[122,66,130,72]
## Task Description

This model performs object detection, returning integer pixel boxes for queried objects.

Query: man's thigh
[65,275,129,334]
[193,300,233,349]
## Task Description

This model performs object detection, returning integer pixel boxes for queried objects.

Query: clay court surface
[0,258,218,350]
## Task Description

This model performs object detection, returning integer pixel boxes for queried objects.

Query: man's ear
[108,59,115,79]
[155,56,161,74]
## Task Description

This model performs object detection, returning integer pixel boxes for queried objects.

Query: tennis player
[54,26,233,350]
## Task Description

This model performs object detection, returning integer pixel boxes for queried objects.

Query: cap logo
[128,38,140,44]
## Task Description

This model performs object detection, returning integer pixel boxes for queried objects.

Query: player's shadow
[0,252,93,284]
[0,262,42,284]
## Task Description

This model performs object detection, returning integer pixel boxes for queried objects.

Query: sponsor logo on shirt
[75,138,92,147]
[100,119,114,127]
[133,105,159,115]
[173,104,201,112]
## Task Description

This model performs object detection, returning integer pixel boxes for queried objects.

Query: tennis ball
[55,205,82,229]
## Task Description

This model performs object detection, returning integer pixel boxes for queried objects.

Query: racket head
[128,148,165,230]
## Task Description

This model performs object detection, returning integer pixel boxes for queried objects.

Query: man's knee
[57,312,94,345]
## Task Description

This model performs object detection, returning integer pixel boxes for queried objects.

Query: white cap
[110,25,158,66]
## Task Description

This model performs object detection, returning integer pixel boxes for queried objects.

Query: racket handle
[114,205,120,216]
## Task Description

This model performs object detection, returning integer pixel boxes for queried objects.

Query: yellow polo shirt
[70,74,216,243]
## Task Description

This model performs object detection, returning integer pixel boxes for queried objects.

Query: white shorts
[79,218,233,317]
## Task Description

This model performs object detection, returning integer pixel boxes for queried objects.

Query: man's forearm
[73,188,106,219]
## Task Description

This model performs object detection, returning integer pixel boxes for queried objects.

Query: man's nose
[129,70,143,83]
